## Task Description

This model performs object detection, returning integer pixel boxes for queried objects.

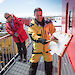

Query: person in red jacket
[4,13,28,62]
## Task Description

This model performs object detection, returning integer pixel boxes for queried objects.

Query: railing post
[1,40,5,66]
[58,56,61,75]
[12,37,15,62]
[4,39,8,64]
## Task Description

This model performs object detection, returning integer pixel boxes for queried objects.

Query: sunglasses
[5,15,10,19]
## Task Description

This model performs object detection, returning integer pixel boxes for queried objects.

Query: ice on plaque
[48,31,72,56]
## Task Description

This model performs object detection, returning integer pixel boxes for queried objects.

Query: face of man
[34,11,43,22]
[5,14,12,22]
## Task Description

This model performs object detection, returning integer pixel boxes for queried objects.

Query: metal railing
[0,34,18,74]
[0,32,31,75]
[55,25,62,31]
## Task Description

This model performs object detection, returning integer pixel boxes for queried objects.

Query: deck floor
[3,43,75,75]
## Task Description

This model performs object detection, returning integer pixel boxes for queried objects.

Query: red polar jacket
[5,15,28,43]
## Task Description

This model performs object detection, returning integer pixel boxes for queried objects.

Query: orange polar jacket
[28,19,55,53]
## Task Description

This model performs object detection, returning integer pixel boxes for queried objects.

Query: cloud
[0,0,4,3]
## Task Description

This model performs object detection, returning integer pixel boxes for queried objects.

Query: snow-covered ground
[52,20,61,26]
[52,19,62,31]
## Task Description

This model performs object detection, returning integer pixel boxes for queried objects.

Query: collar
[35,17,45,27]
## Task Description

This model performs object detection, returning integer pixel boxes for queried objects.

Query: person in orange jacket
[4,13,28,62]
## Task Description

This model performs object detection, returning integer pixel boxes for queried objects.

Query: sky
[0,0,62,22]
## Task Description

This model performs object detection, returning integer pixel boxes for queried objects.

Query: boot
[23,56,27,62]
[18,56,22,61]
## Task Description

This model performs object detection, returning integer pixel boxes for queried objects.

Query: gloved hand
[51,36,58,43]
[14,32,19,37]
[38,38,48,45]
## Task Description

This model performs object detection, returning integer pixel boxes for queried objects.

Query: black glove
[38,38,48,45]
